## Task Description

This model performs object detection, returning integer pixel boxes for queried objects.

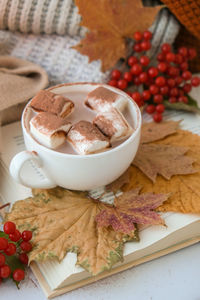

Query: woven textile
[0,0,181,40]
[162,0,200,40]
[0,0,86,36]
[0,31,108,85]
[175,26,200,73]
[0,56,48,125]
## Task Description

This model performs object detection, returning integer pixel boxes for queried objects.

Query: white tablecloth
[1,242,200,300]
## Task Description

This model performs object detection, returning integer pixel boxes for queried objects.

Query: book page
[0,122,24,170]
[0,122,32,201]
[0,110,200,290]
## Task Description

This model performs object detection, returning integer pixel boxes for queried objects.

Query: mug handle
[9,151,56,189]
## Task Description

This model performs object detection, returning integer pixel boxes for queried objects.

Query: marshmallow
[67,121,110,155]
[30,112,72,149]
[85,87,128,112]
[93,108,133,142]
[30,90,74,118]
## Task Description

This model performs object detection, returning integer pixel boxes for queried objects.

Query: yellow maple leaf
[124,130,200,214]
[5,188,138,275]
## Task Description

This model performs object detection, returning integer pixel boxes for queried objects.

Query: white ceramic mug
[9,83,142,191]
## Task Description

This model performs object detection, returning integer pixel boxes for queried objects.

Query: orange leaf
[74,31,126,71]
[74,0,162,71]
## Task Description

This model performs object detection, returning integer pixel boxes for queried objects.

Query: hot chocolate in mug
[9,83,142,191]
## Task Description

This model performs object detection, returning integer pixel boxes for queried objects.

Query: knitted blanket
[0,8,179,85]
[0,2,179,85]
[0,0,86,36]
[0,0,180,125]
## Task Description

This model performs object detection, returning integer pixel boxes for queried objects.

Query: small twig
[0,203,10,210]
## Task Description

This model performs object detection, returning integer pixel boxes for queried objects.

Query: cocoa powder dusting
[31,112,71,131]
[71,121,109,141]
[87,87,118,103]
[93,108,130,138]
[94,116,116,137]
[31,90,74,116]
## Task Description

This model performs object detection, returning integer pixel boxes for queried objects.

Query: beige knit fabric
[0,0,180,44]
[0,56,48,125]
[0,0,86,36]
[0,0,180,125]
[0,0,180,72]
[0,5,180,85]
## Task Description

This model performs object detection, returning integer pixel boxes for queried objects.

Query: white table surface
[1,242,200,300]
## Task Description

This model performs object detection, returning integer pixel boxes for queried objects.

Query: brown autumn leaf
[133,143,196,183]
[141,121,180,144]
[74,0,162,71]
[5,187,138,276]
[124,129,200,214]
[132,121,196,182]
[96,188,167,234]
[106,121,193,189]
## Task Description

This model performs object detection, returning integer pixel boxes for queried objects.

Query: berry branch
[107,30,200,122]
[0,221,33,286]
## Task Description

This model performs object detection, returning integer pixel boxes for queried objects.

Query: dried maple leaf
[132,121,196,182]
[124,130,200,214]
[141,121,180,144]
[5,188,138,276]
[96,188,167,234]
[133,143,196,183]
[74,0,161,71]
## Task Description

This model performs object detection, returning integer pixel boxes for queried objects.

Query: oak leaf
[96,188,167,234]
[74,0,161,71]
[124,130,200,214]
[5,188,138,276]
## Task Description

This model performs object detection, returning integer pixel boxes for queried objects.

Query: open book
[1,111,200,299]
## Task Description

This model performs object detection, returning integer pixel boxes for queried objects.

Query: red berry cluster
[0,221,33,284]
[108,30,199,122]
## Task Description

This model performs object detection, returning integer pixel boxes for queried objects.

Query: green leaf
[5,253,25,288]
[0,231,25,288]
[164,95,200,114]
[5,254,25,273]
[0,231,8,238]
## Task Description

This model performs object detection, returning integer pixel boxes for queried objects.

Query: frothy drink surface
[28,88,134,155]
